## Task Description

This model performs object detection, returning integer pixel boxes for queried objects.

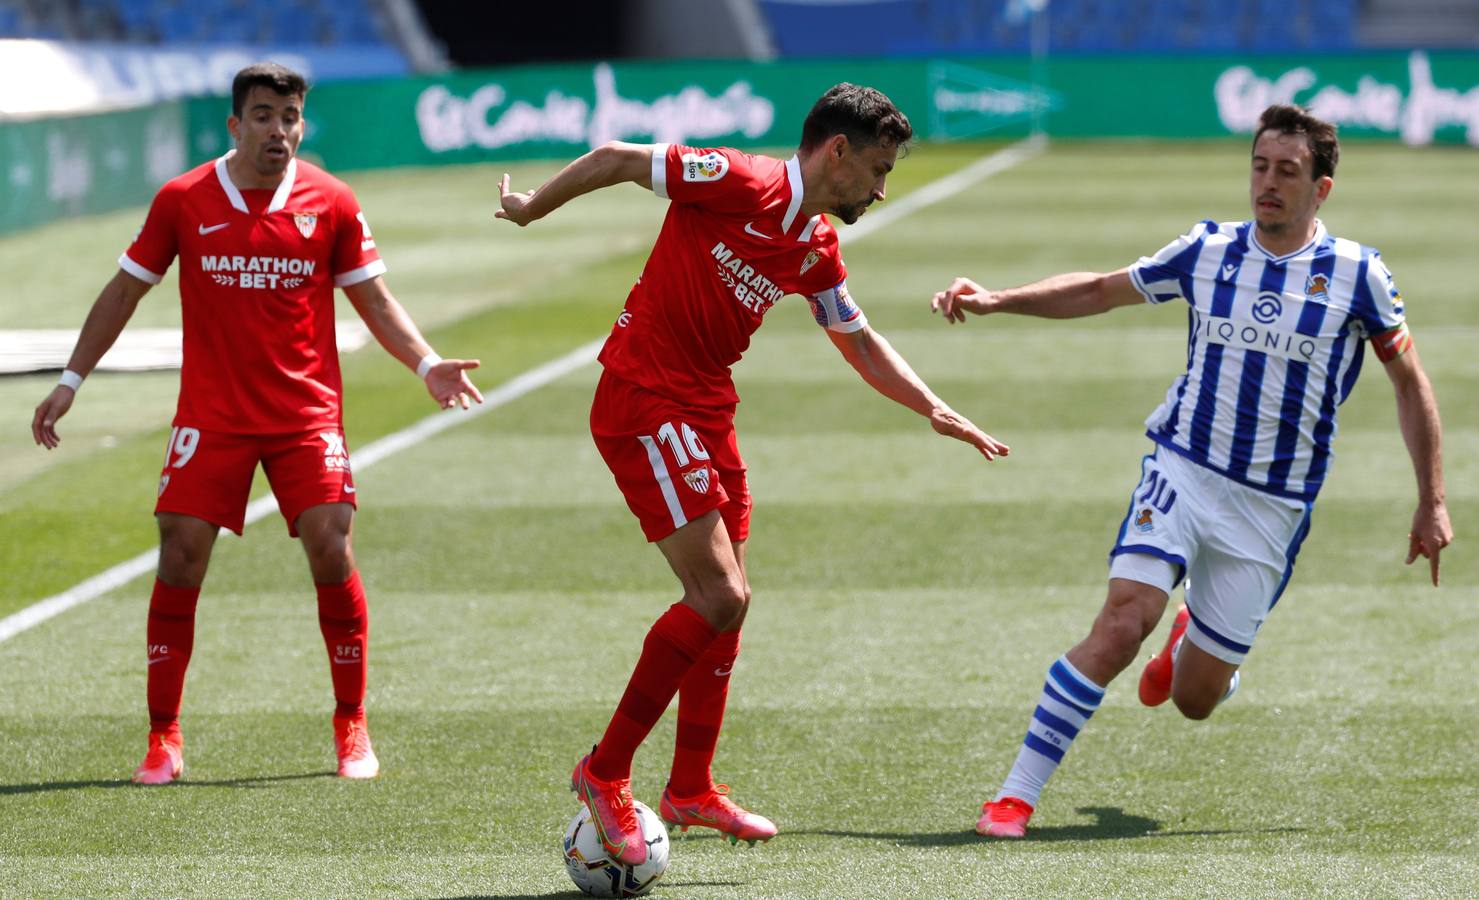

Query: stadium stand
[753,0,1369,55]
[0,0,393,46]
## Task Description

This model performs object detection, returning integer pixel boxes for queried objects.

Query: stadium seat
[0,0,396,47]
[753,0,1363,55]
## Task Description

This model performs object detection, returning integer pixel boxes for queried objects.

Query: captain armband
[1371,322,1413,363]
[806,281,867,334]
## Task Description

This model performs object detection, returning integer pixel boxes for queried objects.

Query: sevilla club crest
[682,468,711,494]
[294,213,318,239]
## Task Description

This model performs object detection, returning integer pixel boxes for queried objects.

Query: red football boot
[571,751,647,866]
[976,796,1034,838]
[1139,604,1190,707]
[659,782,777,846]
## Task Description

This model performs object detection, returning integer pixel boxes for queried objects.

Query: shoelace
[594,776,638,829]
[698,785,745,819]
[341,722,370,758]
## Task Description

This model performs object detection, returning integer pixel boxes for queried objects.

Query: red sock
[589,603,717,782]
[146,578,200,734]
[669,629,740,796]
[316,571,369,720]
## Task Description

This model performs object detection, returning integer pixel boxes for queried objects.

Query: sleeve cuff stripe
[118,253,164,284]
[1127,266,1156,303]
[651,143,670,199]
[333,259,387,288]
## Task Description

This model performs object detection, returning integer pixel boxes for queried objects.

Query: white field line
[0,340,602,645]
[0,137,1045,646]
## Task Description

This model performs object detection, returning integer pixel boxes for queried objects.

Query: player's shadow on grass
[0,770,336,795]
[801,806,1304,845]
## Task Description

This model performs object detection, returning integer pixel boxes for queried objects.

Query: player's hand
[929,406,1010,461]
[425,359,484,410]
[1406,500,1453,586]
[32,385,76,450]
[931,277,995,323]
[493,174,539,227]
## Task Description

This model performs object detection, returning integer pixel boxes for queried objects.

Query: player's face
[228,87,305,179]
[1249,131,1331,235]
[829,138,898,225]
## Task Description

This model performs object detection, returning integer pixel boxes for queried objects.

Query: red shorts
[590,371,750,543]
[153,425,357,536]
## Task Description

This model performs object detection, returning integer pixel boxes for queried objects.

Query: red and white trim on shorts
[637,434,688,532]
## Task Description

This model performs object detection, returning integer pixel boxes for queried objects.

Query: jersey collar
[782,155,821,242]
[1250,218,1326,263]
[781,155,804,234]
[215,150,298,215]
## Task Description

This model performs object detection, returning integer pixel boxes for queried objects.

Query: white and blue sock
[996,654,1106,807]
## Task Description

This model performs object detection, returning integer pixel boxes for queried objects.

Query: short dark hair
[231,62,308,118]
[800,83,913,154]
[1253,104,1339,180]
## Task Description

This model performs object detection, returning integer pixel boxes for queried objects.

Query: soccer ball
[562,801,670,897]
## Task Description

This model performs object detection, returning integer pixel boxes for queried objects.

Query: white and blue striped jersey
[1128,220,1406,501]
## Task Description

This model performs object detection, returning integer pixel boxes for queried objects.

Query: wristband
[415,353,442,379]
[58,369,84,391]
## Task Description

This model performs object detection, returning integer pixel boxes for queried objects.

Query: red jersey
[597,144,866,408]
[120,152,385,434]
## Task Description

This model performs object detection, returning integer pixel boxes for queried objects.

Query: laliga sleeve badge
[681,151,728,183]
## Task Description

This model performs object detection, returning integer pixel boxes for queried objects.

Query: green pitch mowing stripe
[1,141,1474,897]
[0,139,1043,636]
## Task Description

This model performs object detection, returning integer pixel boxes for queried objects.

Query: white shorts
[1108,445,1313,665]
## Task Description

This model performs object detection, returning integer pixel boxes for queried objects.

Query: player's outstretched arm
[494,141,655,227]
[32,270,153,449]
[826,326,1009,461]
[1383,342,1452,586]
[931,268,1143,323]
[342,275,484,410]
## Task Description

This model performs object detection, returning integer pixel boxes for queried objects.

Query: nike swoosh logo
[199,223,229,235]
[344,485,356,494]
[147,657,170,666]
[743,222,772,240]
[714,665,733,676]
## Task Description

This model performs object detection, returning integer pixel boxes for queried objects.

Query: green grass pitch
[0,140,1474,897]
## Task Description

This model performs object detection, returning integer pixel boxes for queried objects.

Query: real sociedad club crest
[682,468,711,494]
[1304,273,1330,303]
[294,213,318,239]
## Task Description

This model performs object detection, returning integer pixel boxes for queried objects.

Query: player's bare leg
[1140,603,1242,714]
[133,513,218,785]
[979,578,1169,837]
[655,511,749,632]
[662,539,777,847]
[297,502,377,779]
[1066,578,1172,686]
[156,513,219,588]
[1169,640,1240,720]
